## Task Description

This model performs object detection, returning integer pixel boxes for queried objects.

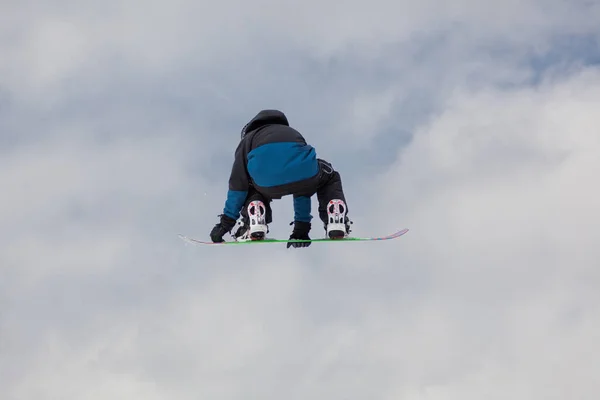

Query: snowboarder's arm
[223,143,249,219]
[293,195,312,223]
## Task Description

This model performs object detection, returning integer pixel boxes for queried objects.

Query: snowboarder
[210,109,352,248]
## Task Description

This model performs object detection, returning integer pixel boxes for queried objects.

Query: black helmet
[240,110,289,139]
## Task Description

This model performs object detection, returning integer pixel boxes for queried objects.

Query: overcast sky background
[2,1,600,399]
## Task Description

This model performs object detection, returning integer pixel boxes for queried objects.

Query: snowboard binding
[232,200,269,242]
[326,199,352,239]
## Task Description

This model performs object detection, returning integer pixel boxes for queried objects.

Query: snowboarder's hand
[287,221,311,248]
[210,214,237,242]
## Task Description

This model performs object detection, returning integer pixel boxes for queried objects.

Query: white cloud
[364,66,600,398]
[0,129,212,285]
[2,0,600,399]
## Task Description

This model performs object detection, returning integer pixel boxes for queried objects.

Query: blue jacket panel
[223,189,248,220]
[293,195,312,223]
[247,142,318,188]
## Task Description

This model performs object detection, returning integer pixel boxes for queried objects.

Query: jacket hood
[241,110,289,138]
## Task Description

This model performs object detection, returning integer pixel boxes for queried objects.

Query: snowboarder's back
[237,110,320,194]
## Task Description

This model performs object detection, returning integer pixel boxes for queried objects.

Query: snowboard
[178,228,408,246]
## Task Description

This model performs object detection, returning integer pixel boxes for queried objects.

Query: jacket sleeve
[293,194,312,223]
[222,141,250,219]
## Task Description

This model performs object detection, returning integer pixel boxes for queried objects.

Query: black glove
[210,214,237,242]
[287,221,311,248]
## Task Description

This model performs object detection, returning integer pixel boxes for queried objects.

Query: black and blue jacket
[223,110,319,223]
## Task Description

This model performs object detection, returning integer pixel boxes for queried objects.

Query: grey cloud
[2,0,600,399]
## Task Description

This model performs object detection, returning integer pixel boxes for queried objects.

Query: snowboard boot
[325,199,352,239]
[232,200,269,241]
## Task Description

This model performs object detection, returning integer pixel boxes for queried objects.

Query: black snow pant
[240,159,348,227]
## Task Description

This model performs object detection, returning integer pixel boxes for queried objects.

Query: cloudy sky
[2,0,600,399]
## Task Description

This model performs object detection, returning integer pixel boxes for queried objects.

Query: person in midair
[209,109,352,248]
